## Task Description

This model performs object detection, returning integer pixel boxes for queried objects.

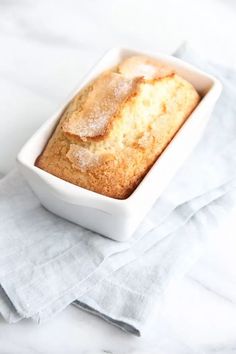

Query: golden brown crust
[36,56,200,199]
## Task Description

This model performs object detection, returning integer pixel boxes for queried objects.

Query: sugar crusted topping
[63,72,136,139]
[66,145,100,171]
[129,63,158,78]
[118,55,174,80]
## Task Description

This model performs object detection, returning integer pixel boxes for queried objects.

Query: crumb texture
[36,55,200,199]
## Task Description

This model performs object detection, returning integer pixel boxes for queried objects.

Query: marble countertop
[1,0,236,353]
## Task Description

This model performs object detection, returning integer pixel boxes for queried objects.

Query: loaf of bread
[35,55,200,199]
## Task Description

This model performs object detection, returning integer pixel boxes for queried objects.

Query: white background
[0,1,236,353]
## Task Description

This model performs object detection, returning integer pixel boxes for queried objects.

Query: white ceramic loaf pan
[17,48,222,241]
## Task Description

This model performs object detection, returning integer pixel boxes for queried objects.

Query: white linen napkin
[0,45,236,335]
